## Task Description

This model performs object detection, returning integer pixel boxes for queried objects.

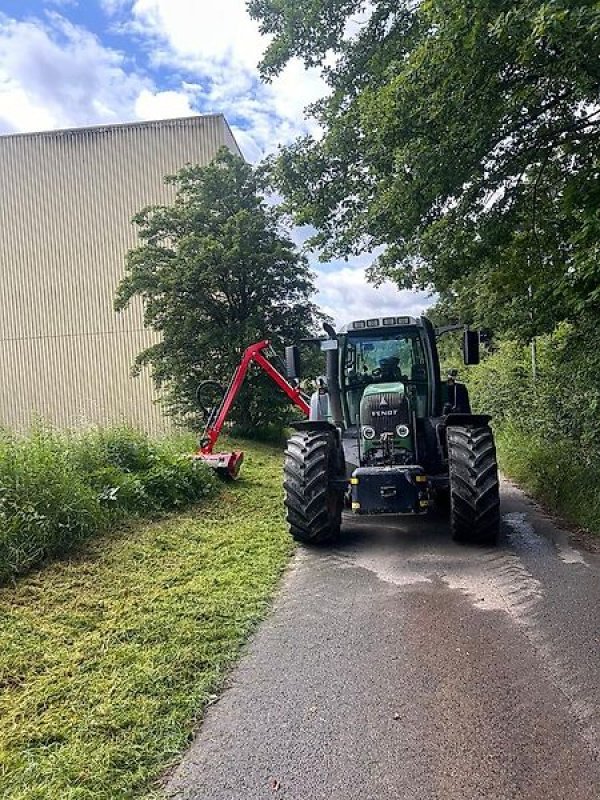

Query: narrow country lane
[166,481,600,800]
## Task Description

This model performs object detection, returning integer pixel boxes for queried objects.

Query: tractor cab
[311,316,456,476]
[338,317,434,470]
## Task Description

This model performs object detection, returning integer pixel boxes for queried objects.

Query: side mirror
[463,330,480,365]
[285,345,301,380]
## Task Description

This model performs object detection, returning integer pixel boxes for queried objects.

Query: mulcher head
[194,450,244,480]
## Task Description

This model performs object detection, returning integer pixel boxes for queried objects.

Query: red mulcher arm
[196,340,310,478]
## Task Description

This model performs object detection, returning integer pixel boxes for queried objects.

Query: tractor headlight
[362,425,376,440]
[396,424,410,438]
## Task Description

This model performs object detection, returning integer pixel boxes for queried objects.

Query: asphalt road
[166,480,600,800]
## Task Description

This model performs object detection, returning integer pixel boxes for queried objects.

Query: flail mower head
[194,449,244,480]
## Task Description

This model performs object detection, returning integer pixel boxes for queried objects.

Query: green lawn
[0,439,293,800]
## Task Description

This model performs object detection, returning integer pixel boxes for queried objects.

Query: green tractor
[283,315,500,546]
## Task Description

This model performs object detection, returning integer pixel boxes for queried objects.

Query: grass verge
[0,438,292,799]
[496,423,600,535]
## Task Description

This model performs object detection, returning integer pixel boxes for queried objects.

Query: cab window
[343,333,428,421]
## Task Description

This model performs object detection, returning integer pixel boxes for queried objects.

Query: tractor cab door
[409,361,429,417]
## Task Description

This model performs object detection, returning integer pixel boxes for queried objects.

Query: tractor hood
[360,382,409,430]
[359,381,414,465]
[360,381,410,432]
[361,382,406,399]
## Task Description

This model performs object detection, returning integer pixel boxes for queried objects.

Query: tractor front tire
[283,429,344,545]
[447,424,500,546]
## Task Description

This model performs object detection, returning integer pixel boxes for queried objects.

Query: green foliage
[0,439,291,800]
[495,424,600,534]
[468,322,600,533]
[470,321,600,454]
[115,148,321,431]
[0,428,103,583]
[251,0,600,337]
[0,426,215,584]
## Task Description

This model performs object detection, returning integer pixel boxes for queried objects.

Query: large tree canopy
[115,149,320,429]
[250,0,600,336]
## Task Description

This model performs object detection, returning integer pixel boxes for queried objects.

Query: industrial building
[0,114,241,432]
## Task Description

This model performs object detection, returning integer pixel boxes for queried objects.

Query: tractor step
[194,450,244,479]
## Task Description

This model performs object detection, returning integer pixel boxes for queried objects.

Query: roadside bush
[136,452,214,511]
[0,426,215,584]
[229,420,289,444]
[468,322,600,533]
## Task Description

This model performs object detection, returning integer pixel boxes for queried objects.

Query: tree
[115,148,320,430]
[250,0,600,337]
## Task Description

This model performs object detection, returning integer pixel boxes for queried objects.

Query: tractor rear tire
[283,429,344,545]
[447,424,500,546]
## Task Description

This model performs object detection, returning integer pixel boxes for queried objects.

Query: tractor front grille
[360,391,410,435]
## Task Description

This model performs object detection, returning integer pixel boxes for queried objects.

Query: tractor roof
[339,315,420,334]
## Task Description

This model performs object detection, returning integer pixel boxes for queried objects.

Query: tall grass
[0,425,215,584]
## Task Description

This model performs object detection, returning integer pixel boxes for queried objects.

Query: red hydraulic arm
[196,340,310,477]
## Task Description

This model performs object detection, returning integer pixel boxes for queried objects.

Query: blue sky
[0,0,430,323]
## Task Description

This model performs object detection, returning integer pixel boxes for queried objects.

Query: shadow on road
[329,497,516,556]
[333,508,465,551]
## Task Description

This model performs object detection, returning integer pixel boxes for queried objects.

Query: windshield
[341,331,428,423]
[345,333,426,381]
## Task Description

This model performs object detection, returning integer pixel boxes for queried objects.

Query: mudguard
[290,420,339,433]
[445,413,492,427]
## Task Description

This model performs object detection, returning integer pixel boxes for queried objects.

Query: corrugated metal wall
[0,114,241,433]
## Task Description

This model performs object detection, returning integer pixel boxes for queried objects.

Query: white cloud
[0,84,57,132]
[130,0,266,71]
[0,12,210,140]
[0,4,413,326]
[0,13,150,133]
[134,87,195,120]
[308,245,433,328]
[230,125,263,163]
[315,266,433,328]
[113,0,328,160]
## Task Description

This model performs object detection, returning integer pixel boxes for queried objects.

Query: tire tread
[448,424,500,546]
[283,430,344,544]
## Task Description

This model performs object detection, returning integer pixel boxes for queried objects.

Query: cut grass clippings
[0,438,293,800]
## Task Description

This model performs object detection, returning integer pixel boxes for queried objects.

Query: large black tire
[447,424,500,545]
[283,429,344,545]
